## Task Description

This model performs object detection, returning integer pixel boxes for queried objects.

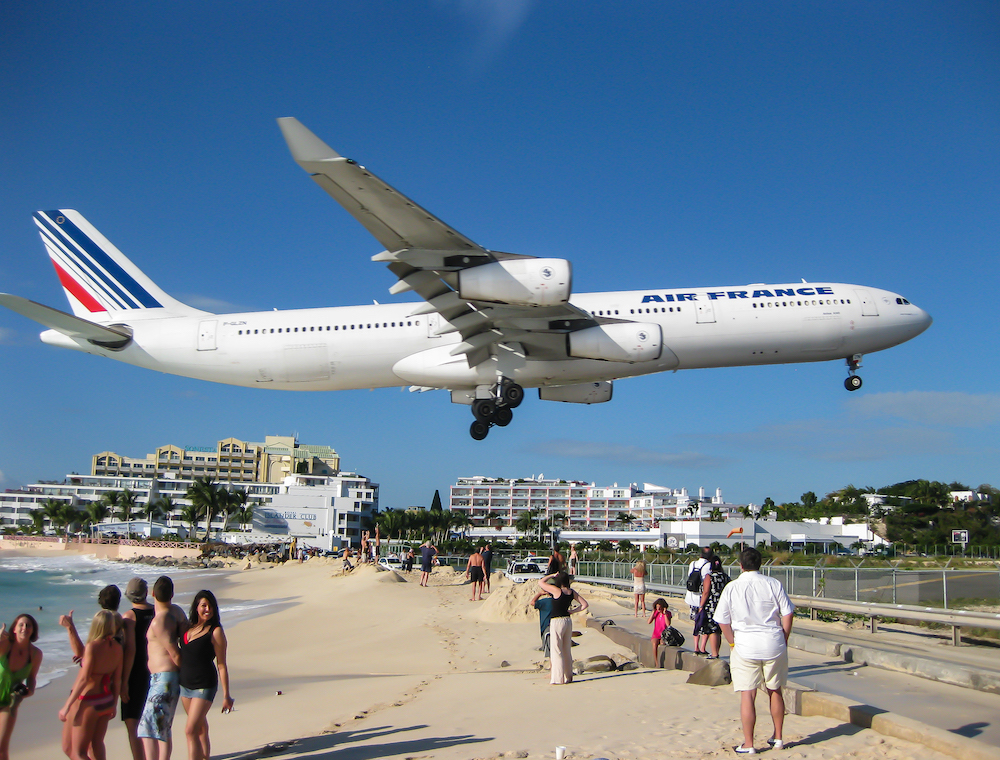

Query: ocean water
[0,554,277,689]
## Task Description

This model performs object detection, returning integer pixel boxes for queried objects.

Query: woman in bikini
[59,610,123,760]
[179,590,234,760]
[0,614,43,760]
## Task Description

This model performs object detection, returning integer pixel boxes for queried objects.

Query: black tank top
[129,608,155,684]
[550,589,575,618]
[179,624,219,690]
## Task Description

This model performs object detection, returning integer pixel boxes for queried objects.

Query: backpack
[661,626,685,647]
[685,562,705,593]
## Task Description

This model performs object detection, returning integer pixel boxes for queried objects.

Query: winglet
[277,117,341,163]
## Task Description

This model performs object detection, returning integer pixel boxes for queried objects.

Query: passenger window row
[237,320,420,336]
[753,299,850,308]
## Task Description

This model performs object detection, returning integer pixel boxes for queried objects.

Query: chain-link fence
[575,559,1000,609]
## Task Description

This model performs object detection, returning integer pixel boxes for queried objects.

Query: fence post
[855,566,860,602]
[942,569,948,610]
[892,568,896,605]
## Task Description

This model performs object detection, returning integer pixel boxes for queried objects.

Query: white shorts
[729,649,788,692]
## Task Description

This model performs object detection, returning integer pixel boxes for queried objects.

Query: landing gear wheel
[470,420,490,440]
[845,375,863,391]
[494,406,514,427]
[472,398,497,422]
[502,383,524,409]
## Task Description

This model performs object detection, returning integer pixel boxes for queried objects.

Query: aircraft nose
[909,305,933,337]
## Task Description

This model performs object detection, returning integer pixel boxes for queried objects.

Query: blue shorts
[137,672,180,742]
[180,685,217,702]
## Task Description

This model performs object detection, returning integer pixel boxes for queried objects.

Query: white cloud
[533,439,728,469]
[846,391,1000,428]
[441,0,536,68]
[709,420,953,462]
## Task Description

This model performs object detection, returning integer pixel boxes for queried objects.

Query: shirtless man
[137,576,188,760]
[465,549,486,601]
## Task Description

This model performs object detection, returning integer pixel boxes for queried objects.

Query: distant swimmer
[465,550,486,601]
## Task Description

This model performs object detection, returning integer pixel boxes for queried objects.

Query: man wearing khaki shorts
[714,548,795,755]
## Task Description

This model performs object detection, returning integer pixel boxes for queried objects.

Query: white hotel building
[449,476,736,530]
[1,472,377,551]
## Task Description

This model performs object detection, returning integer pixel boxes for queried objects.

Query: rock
[685,658,731,686]
[500,660,511,668]
[617,660,640,671]
[574,654,616,674]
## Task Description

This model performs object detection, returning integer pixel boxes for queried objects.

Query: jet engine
[567,323,662,363]
[457,258,571,307]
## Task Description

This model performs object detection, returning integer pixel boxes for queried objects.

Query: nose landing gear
[844,354,863,391]
[468,379,524,440]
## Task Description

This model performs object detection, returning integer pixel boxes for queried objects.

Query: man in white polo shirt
[713,548,795,755]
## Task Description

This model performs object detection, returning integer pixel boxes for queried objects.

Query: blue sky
[1,2,997,508]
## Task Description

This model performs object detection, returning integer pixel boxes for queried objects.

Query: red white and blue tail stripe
[33,210,199,319]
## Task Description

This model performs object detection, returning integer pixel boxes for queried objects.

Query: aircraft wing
[279,117,485,254]
[279,118,598,370]
[0,294,132,348]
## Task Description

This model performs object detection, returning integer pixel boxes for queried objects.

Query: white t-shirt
[684,557,711,607]
[713,570,795,660]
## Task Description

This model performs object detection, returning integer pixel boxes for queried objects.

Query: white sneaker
[768,739,785,750]
[734,746,757,755]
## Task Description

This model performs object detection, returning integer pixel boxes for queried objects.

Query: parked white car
[504,559,546,584]
[378,556,403,571]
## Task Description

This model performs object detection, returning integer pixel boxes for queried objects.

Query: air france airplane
[0,118,932,440]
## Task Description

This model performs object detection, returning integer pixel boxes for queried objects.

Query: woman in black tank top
[537,572,589,685]
[179,590,233,760]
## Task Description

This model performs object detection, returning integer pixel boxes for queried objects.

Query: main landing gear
[469,380,524,440]
[844,354,863,391]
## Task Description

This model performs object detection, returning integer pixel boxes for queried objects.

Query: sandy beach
[4,555,956,760]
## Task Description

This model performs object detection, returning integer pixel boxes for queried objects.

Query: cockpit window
[895,297,911,305]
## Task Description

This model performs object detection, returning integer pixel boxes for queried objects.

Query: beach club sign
[257,507,321,534]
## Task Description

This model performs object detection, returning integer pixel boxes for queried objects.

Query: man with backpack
[684,547,712,655]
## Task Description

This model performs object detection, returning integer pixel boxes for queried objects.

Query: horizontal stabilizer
[0,294,132,348]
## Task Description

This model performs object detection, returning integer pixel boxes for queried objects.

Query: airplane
[0,118,932,440]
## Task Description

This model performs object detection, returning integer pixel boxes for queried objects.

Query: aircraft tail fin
[33,210,205,319]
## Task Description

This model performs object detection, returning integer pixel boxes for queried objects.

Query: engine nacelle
[567,323,662,363]
[539,381,613,404]
[457,258,571,307]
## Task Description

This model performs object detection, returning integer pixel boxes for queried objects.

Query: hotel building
[92,435,340,484]
[449,476,736,530]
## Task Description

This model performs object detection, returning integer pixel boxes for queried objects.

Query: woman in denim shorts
[179,591,234,760]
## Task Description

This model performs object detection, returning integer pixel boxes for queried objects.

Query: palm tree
[238,502,255,532]
[224,488,248,534]
[41,498,67,536]
[28,509,46,535]
[116,489,139,537]
[143,497,169,535]
[180,503,203,541]
[616,511,636,528]
[186,477,227,541]
[515,509,539,539]
[85,501,110,538]
[449,510,472,539]
[709,507,723,522]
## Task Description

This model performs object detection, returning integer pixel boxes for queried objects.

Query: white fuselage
[41,282,932,392]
